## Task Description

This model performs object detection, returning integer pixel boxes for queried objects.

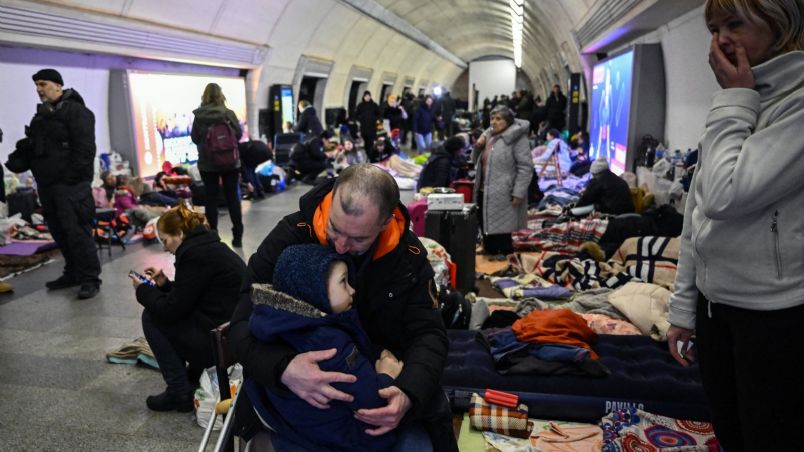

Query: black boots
[232,225,243,248]
[146,390,194,412]
[46,275,80,290]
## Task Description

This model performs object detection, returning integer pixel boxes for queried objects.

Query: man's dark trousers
[38,181,101,284]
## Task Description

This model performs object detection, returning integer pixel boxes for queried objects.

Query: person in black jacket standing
[130,203,245,412]
[230,164,457,451]
[5,69,101,299]
[294,99,324,138]
[575,157,634,215]
[545,84,567,132]
[354,91,381,161]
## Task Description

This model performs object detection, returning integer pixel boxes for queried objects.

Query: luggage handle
[484,389,519,408]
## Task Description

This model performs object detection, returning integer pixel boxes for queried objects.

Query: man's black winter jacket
[6,89,96,186]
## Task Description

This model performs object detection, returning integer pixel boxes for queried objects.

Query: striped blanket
[512,213,609,254]
[509,236,679,291]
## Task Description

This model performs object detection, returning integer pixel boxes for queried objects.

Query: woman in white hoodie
[667,1,804,449]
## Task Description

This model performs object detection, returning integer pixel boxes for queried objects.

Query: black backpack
[205,121,239,169]
[438,286,471,329]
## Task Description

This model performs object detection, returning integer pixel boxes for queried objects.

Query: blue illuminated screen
[281,87,295,126]
[589,49,634,175]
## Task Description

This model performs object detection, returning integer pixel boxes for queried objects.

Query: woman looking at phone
[129,202,246,412]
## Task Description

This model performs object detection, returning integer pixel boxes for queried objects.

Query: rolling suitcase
[406,198,428,237]
[273,132,303,166]
[424,204,477,294]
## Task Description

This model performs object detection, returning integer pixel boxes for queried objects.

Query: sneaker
[146,390,194,412]
[77,282,100,299]
[46,275,80,290]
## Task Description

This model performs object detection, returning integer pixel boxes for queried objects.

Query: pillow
[608,282,671,341]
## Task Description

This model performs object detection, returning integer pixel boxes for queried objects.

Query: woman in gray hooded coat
[471,106,532,256]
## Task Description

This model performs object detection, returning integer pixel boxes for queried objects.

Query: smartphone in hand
[129,270,155,287]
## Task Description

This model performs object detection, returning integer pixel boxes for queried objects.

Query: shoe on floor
[146,390,194,412]
[78,282,100,299]
[0,282,13,294]
[46,275,80,290]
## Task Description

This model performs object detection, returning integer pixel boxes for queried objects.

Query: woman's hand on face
[476,134,487,147]
[709,33,755,89]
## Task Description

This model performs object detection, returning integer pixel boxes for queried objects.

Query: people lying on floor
[535,128,573,178]
[246,244,404,451]
[575,157,635,215]
[416,135,466,191]
[229,164,457,451]
[129,202,245,412]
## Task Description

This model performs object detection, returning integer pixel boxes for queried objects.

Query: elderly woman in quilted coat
[471,105,532,257]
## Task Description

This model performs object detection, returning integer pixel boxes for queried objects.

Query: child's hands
[375,349,404,379]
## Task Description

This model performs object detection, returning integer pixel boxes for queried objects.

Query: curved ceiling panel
[373,0,577,90]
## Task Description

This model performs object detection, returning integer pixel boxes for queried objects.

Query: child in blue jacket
[244,244,403,451]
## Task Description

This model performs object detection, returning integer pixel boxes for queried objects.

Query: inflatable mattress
[442,330,710,422]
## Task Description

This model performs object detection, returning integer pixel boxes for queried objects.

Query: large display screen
[128,72,247,176]
[589,50,633,175]
[280,86,294,126]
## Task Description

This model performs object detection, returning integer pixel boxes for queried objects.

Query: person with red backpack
[191,83,245,247]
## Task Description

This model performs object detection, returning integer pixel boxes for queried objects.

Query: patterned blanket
[508,236,680,291]
[601,407,720,451]
[512,212,609,254]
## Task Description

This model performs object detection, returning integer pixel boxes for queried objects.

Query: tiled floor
[0,180,417,451]
[0,184,312,451]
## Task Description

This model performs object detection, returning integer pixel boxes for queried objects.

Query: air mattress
[442,330,709,422]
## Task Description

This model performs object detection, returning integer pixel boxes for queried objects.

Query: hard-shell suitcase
[424,204,477,294]
[273,133,303,166]
[406,198,428,237]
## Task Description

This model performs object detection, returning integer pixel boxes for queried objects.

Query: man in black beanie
[5,68,102,299]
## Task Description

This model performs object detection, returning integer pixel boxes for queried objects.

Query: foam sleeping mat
[442,330,710,423]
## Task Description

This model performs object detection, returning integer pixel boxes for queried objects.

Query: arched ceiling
[374,0,587,89]
[24,0,590,94]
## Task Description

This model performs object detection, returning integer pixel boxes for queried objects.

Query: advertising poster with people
[128,71,247,176]
[589,50,633,175]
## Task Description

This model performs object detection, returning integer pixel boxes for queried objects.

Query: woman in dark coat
[354,91,381,161]
[545,84,567,131]
[130,202,246,412]
[190,83,245,247]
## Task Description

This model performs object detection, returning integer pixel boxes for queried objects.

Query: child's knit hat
[590,156,610,175]
[273,244,351,314]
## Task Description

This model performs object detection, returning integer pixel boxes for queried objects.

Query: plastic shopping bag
[194,364,242,430]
